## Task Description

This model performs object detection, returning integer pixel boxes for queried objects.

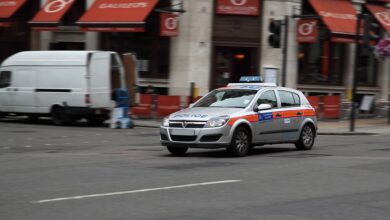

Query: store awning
[0,0,26,18]
[77,0,158,32]
[29,0,76,28]
[309,0,358,36]
[365,4,390,33]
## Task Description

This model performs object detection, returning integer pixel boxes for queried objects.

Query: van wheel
[88,118,105,126]
[227,127,251,157]
[295,124,315,150]
[167,146,188,156]
[51,107,71,125]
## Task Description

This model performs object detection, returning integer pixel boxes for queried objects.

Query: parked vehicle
[160,79,318,157]
[0,51,126,125]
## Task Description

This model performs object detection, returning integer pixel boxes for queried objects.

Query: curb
[318,132,379,136]
[133,123,160,128]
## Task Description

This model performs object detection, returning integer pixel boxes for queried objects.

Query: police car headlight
[162,117,170,127]
[206,116,229,128]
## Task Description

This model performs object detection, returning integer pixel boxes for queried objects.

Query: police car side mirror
[255,104,272,112]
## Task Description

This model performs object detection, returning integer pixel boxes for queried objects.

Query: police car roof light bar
[239,76,263,83]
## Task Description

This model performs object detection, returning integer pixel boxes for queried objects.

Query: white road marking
[1,147,10,150]
[44,144,52,146]
[24,145,32,148]
[31,180,242,204]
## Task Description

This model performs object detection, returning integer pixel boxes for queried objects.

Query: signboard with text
[216,0,259,16]
[31,0,76,24]
[296,19,318,43]
[0,0,26,18]
[160,13,178,37]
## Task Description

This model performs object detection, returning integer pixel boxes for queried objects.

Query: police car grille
[170,135,197,142]
[169,121,206,128]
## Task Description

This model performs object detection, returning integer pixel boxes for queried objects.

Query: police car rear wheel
[228,127,250,157]
[167,146,188,156]
[295,124,315,150]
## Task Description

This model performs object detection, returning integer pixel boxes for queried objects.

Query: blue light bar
[239,76,263,83]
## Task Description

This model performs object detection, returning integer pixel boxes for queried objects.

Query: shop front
[0,0,39,62]
[297,0,389,117]
[211,0,262,90]
[77,0,177,94]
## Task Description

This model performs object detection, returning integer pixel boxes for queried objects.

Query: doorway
[211,46,258,90]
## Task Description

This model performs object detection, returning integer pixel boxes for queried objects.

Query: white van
[0,51,126,125]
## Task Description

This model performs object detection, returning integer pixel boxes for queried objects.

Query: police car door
[252,89,283,143]
[277,90,302,141]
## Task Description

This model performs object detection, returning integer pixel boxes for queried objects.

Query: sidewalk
[133,118,390,135]
[317,118,390,135]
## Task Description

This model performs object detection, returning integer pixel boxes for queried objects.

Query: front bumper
[160,125,232,149]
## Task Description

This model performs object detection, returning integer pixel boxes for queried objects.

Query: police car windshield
[194,89,258,108]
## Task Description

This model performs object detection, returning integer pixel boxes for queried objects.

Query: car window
[0,71,11,88]
[194,89,258,108]
[292,93,300,106]
[257,90,277,108]
[278,90,297,107]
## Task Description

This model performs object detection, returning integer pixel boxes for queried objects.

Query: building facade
[0,0,389,117]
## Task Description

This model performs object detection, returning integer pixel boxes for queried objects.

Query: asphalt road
[1,118,390,220]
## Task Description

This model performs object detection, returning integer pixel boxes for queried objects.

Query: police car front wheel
[295,124,315,150]
[228,127,251,157]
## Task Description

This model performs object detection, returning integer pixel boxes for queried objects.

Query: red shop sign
[216,0,259,16]
[160,13,178,37]
[296,19,318,43]
[31,0,76,24]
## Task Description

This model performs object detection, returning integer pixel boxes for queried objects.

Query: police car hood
[169,107,243,121]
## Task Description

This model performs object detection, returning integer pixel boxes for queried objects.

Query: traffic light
[268,19,283,48]
[363,14,381,47]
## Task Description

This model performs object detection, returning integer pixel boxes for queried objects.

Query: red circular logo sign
[44,0,74,13]
[230,0,247,6]
[376,12,390,27]
[298,21,315,36]
[164,17,178,30]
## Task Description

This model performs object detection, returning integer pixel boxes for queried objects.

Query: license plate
[170,129,195,136]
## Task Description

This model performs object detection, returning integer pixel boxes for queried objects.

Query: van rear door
[88,52,111,108]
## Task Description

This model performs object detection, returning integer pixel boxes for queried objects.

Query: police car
[160,77,317,157]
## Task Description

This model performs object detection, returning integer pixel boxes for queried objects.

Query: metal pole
[189,82,195,104]
[282,15,289,87]
[388,96,390,124]
[350,14,363,132]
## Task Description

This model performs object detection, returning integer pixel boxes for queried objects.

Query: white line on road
[31,180,242,204]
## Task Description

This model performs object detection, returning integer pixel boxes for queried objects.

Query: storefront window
[0,1,39,63]
[298,40,345,86]
[101,18,170,79]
